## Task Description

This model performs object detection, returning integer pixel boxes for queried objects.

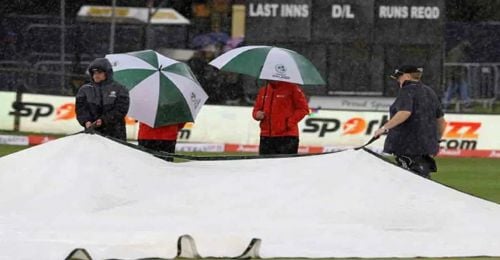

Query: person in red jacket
[138,122,186,161]
[252,80,309,155]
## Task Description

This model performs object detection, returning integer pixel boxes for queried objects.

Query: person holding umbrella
[137,122,186,162]
[209,45,325,155]
[75,58,130,140]
[253,80,309,155]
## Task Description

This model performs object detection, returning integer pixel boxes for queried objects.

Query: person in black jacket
[373,65,446,179]
[75,58,130,140]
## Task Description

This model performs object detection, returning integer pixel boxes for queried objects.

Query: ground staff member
[374,65,446,178]
[138,122,186,162]
[252,80,309,155]
[76,58,130,140]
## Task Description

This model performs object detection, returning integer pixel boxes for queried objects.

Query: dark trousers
[139,139,177,161]
[259,136,299,155]
[395,154,437,179]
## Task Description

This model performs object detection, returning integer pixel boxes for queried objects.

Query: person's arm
[373,110,412,137]
[287,86,310,127]
[437,116,446,139]
[252,86,266,121]
[75,86,92,128]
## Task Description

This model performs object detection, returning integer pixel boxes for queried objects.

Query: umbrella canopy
[209,45,325,85]
[105,50,208,127]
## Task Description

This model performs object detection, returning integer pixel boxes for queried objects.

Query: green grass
[433,157,500,204]
[0,145,28,157]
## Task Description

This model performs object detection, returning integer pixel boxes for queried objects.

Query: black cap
[390,65,423,79]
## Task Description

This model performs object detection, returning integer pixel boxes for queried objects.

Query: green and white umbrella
[209,45,326,85]
[105,50,208,127]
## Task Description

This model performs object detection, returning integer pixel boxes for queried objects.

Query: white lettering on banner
[341,99,367,108]
[302,115,389,137]
[236,144,259,153]
[489,150,500,158]
[410,6,439,19]
[0,134,29,146]
[322,147,344,153]
[331,4,355,19]
[439,149,462,156]
[175,143,224,153]
[379,5,439,19]
[370,101,390,110]
[248,3,309,18]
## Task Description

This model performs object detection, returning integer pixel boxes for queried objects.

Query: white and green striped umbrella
[209,45,326,85]
[105,50,208,128]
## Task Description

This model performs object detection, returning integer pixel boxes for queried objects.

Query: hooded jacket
[75,58,130,140]
[252,81,309,137]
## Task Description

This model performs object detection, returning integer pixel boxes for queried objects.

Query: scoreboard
[245,0,445,96]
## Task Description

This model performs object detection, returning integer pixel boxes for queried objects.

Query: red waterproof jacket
[252,81,309,137]
[138,122,185,141]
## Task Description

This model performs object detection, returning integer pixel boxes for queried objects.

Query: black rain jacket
[75,58,130,140]
[384,80,444,156]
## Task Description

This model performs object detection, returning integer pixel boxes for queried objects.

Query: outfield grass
[0,144,28,157]
[433,157,500,204]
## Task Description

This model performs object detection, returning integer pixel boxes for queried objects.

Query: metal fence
[443,62,499,111]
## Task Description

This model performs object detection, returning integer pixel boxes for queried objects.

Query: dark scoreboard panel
[382,44,443,96]
[245,0,312,43]
[244,0,445,96]
[374,0,446,44]
[312,0,374,43]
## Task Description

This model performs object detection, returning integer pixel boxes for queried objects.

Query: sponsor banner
[439,114,499,150]
[5,93,139,140]
[0,91,16,131]
[0,134,29,146]
[300,109,389,147]
[180,105,260,145]
[301,110,500,152]
[309,96,395,111]
[3,133,500,159]
[225,144,259,153]
[2,93,500,156]
[223,144,324,154]
[28,135,56,145]
[176,143,224,153]
[438,149,500,159]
